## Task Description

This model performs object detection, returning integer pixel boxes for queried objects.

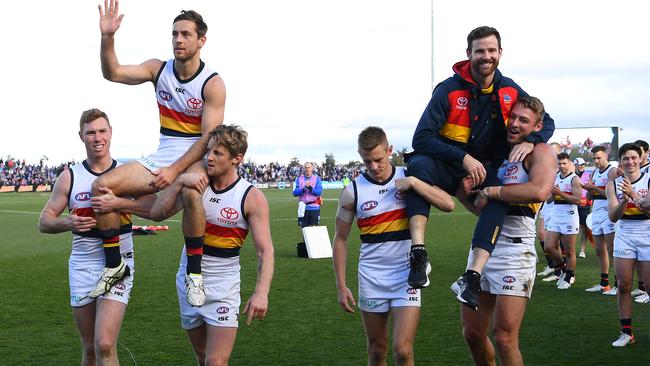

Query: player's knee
[181,186,202,208]
[94,337,116,359]
[406,155,434,183]
[367,337,388,361]
[462,324,485,345]
[617,279,632,294]
[392,342,413,363]
[205,354,229,366]
[494,328,517,354]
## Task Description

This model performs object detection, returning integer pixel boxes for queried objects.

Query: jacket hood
[452,60,502,88]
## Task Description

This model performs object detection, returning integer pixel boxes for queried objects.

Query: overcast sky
[3,0,648,165]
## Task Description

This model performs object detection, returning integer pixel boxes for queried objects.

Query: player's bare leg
[361,311,390,366]
[391,307,420,366]
[89,162,157,297]
[462,292,497,366]
[72,303,97,366]
[94,299,127,366]
[181,161,209,306]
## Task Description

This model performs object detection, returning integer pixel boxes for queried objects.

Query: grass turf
[0,190,649,365]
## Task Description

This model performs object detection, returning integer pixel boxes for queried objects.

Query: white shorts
[177,255,241,329]
[358,271,420,312]
[472,237,537,298]
[591,208,616,235]
[69,252,135,307]
[546,204,579,235]
[138,135,199,171]
[613,222,650,261]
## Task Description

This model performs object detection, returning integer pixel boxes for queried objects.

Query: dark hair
[634,140,649,152]
[557,152,570,161]
[79,108,110,131]
[467,26,501,51]
[208,124,248,157]
[591,145,607,154]
[618,143,642,159]
[358,126,388,151]
[174,10,207,38]
[514,96,545,124]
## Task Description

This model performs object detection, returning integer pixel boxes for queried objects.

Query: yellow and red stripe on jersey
[70,207,132,237]
[158,103,202,136]
[622,202,650,220]
[357,208,410,244]
[204,222,248,249]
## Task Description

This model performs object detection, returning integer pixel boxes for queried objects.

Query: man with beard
[405,26,555,311]
[89,1,226,307]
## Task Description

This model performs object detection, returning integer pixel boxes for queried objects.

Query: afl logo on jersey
[186,97,203,110]
[75,192,92,201]
[220,207,239,220]
[158,90,173,101]
[360,200,378,211]
[505,165,518,176]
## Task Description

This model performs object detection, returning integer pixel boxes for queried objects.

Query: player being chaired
[90,1,226,306]
[150,124,274,364]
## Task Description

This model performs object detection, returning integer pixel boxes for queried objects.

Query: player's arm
[480,144,556,204]
[152,76,226,188]
[395,176,455,212]
[607,180,627,222]
[332,185,357,313]
[243,188,275,325]
[91,188,158,219]
[149,179,186,221]
[38,170,96,233]
[98,0,162,84]
[312,176,323,196]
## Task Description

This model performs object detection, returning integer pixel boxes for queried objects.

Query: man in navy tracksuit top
[405,26,555,310]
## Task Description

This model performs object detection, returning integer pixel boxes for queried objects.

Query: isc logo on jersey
[360,201,378,211]
[75,192,92,201]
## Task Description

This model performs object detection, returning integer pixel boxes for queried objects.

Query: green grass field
[1,190,649,365]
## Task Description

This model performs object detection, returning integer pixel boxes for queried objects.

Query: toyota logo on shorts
[394,191,406,200]
[457,97,468,108]
[186,97,203,110]
[217,307,229,314]
[220,207,239,220]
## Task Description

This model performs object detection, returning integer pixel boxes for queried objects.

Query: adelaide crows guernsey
[591,165,614,212]
[497,159,539,238]
[67,160,133,268]
[155,59,219,138]
[202,177,253,258]
[353,166,411,279]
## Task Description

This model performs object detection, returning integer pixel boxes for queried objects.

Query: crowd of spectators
[239,161,361,184]
[0,158,73,188]
[1,157,361,189]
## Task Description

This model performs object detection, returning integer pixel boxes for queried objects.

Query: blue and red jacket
[412,60,555,164]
